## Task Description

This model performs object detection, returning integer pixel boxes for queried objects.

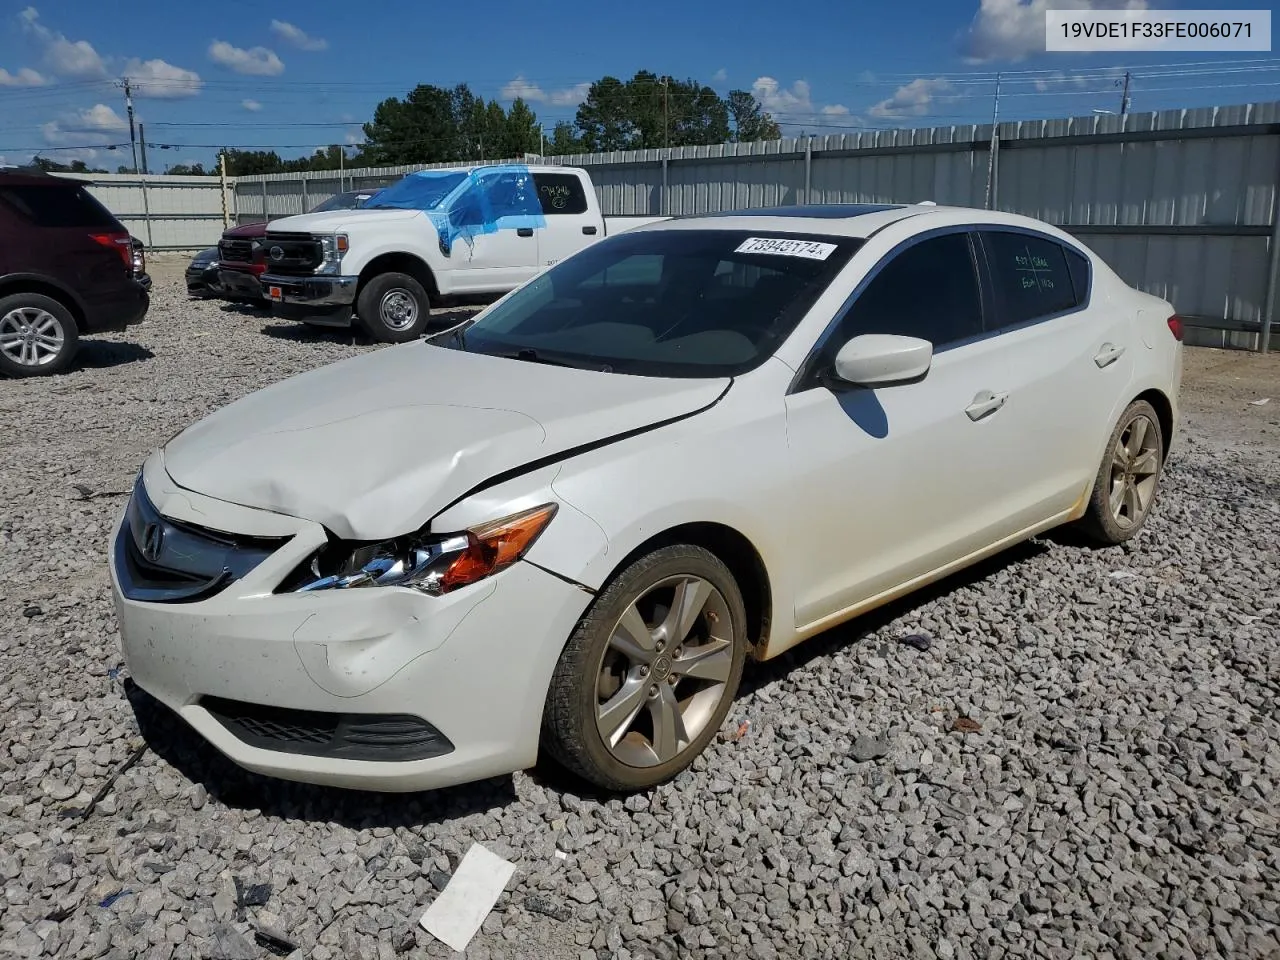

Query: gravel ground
[1,260,1278,960]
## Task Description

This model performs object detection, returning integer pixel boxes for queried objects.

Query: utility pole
[1120,71,1132,115]
[120,77,139,175]
[338,145,344,192]
[661,77,670,149]
[138,123,148,175]
[984,72,1002,210]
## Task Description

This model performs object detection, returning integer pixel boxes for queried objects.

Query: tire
[355,272,430,343]
[1076,399,1166,545]
[0,293,79,378]
[541,544,748,792]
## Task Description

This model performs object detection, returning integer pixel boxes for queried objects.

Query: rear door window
[830,232,984,350]
[980,230,1082,328]
[532,173,589,215]
[0,184,119,229]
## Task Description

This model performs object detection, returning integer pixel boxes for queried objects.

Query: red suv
[0,169,150,377]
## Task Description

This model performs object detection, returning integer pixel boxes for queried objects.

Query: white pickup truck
[259,164,665,341]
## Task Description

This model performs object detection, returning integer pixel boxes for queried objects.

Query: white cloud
[124,57,202,98]
[821,104,850,116]
[752,76,814,116]
[868,78,954,118]
[0,66,46,86]
[500,75,591,106]
[42,103,129,147]
[270,20,327,51]
[20,7,107,78]
[712,67,727,83]
[344,132,363,145]
[241,98,262,111]
[1032,70,1100,91]
[961,0,1148,62]
[208,40,284,76]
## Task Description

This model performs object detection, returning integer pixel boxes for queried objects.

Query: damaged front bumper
[108,452,593,792]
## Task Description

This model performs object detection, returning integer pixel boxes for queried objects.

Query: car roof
[0,168,80,188]
[643,203,1072,240]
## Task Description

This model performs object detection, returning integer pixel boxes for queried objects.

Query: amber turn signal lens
[440,503,558,592]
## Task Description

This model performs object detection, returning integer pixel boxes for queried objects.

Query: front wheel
[0,293,79,378]
[355,272,430,343]
[541,545,748,792]
[1076,399,1166,544]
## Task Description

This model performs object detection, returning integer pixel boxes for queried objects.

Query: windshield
[308,189,378,213]
[436,228,861,378]
[364,171,468,211]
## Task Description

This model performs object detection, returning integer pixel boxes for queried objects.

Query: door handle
[516,227,534,238]
[1094,342,1125,368]
[965,390,1008,422]
[582,225,598,235]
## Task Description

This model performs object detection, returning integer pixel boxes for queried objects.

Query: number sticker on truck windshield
[734,237,838,260]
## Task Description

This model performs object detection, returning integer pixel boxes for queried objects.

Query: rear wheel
[0,293,79,378]
[1077,399,1165,544]
[541,545,748,791]
[356,272,430,343]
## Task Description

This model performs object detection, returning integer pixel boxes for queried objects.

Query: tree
[727,90,782,142]
[165,162,208,175]
[32,157,106,174]
[574,71,730,151]
[216,149,288,177]
[505,98,541,157]
[546,121,583,156]
[361,83,460,166]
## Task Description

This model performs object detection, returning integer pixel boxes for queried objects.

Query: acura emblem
[141,522,165,563]
[269,245,284,261]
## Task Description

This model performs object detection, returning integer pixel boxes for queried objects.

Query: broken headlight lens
[287,503,557,596]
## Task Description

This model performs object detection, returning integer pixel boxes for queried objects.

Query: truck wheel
[0,293,80,378]
[356,272,430,343]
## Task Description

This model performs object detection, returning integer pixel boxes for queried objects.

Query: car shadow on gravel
[73,341,154,371]
[737,539,1049,698]
[123,680,515,827]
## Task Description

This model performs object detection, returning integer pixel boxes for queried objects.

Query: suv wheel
[356,272,430,343]
[0,293,79,378]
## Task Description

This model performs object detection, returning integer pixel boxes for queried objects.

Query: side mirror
[831,333,933,385]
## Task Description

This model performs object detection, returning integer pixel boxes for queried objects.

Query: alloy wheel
[1108,413,1160,528]
[593,575,735,768]
[0,307,65,367]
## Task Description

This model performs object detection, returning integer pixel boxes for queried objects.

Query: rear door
[531,172,598,269]
[784,229,1035,627]
[973,228,1127,519]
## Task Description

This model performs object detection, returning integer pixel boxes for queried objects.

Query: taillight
[1167,314,1184,341]
[90,232,133,272]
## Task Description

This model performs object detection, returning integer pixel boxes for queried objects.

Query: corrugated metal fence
[64,100,1280,350]
[58,172,230,251]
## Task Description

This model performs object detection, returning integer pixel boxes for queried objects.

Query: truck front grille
[262,233,323,275]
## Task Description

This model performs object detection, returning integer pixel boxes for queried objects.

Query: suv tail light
[1167,314,1184,341]
[90,231,134,272]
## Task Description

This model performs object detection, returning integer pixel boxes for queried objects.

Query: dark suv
[0,169,151,377]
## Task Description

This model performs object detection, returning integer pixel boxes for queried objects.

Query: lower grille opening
[201,697,454,762]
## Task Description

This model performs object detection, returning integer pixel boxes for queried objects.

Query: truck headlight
[315,234,349,275]
[282,503,557,595]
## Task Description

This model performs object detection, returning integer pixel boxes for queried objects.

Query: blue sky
[1,0,1276,171]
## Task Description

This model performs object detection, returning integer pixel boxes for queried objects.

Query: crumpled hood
[162,342,728,540]
[266,208,423,235]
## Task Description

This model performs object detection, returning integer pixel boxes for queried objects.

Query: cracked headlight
[284,503,557,595]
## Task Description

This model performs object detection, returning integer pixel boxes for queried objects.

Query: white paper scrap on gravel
[419,843,517,952]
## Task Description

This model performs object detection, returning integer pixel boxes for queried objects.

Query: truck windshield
[438,228,862,378]
[364,172,467,211]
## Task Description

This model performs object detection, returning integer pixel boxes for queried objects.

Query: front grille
[113,476,290,603]
[202,697,454,762]
[218,238,254,263]
[262,232,323,275]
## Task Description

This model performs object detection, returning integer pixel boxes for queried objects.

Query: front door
[783,230,1036,628]
[444,169,540,293]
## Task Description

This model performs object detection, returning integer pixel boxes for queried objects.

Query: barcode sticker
[734,237,838,260]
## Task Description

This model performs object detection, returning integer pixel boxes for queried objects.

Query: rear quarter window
[0,184,120,229]
[981,230,1081,328]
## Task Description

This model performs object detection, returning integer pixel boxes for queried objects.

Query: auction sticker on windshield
[735,237,838,260]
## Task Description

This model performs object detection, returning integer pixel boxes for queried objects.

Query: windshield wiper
[503,348,613,373]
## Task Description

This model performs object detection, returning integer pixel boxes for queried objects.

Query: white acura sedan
[111,203,1183,793]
